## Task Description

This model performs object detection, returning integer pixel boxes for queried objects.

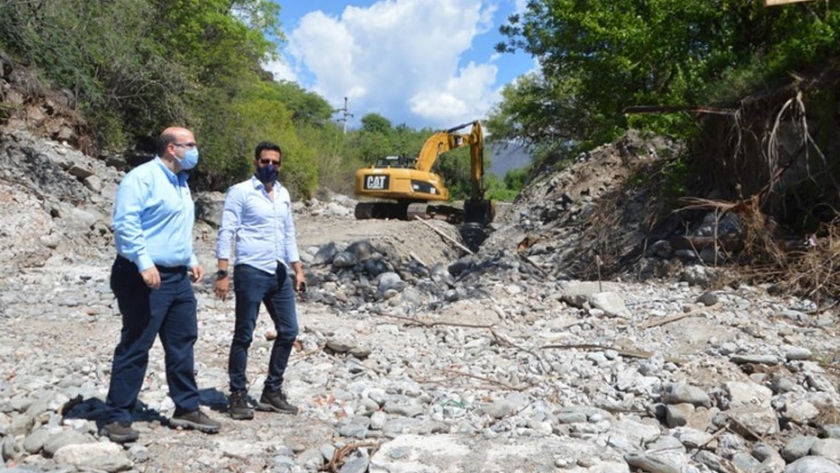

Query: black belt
[116,255,187,273]
[157,264,187,274]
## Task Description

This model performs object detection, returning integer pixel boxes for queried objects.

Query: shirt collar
[154,156,189,185]
[250,174,278,190]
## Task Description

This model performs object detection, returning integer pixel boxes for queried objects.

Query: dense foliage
[0,0,522,201]
[0,0,311,191]
[492,0,840,161]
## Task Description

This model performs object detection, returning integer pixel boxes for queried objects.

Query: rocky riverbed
[1,130,839,473]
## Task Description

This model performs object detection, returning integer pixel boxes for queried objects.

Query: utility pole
[335,96,353,134]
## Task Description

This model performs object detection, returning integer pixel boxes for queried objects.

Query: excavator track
[355,201,467,223]
[426,204,464,224]
[354,201,410,220]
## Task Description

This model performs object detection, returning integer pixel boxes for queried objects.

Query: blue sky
[265,0,536,131]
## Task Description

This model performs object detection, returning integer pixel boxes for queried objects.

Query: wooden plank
[764,0,816,6]
[413,216,474,255]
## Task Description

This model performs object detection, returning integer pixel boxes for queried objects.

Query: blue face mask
[255,165,278,184]
[178,148,199,171]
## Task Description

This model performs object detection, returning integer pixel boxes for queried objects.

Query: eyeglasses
[259,159,281,165]
[172,142,197,148]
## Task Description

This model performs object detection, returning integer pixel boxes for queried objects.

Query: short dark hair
[254,141,282,161]
[157,131,178,156]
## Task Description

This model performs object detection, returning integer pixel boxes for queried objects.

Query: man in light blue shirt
[102,126,220,443]
[214,141,306,420]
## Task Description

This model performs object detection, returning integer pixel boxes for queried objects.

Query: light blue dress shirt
[216,176,301,274]
[113,157,198,271]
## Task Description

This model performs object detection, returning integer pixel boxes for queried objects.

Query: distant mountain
[487,142,531,177]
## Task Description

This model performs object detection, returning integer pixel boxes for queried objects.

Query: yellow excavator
[353,120,494,229]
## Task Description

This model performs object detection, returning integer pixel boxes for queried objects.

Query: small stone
[696,291,719,306]
[810,438,840,463]
[781,436,818,462]
[784,456,840,473]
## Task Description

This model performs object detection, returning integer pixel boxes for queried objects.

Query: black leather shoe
[228,390,254,420]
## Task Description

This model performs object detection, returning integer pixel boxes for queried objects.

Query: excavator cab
[374,155,415,169]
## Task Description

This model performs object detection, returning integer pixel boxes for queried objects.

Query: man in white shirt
[214,141,306,420]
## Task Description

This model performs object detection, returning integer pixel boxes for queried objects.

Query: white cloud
[284,0,501,129]
[262,58,298,83]
[409,61,498,123]
[511,0,529,14]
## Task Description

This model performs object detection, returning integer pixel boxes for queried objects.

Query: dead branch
[557,316,600,330]
[640,302,721,329]
[517,252,549,279]
[222,451,249,461]
[490,328,551,373]
[379,314,551,379]
[325,442,381,473]
[726,412,767,443]
[409,251,427,267]
[440,368,527,391]
[540,343,687,364]
[623,105,736,115]
[766,94,795,190]
[290,348,323,361]
[413,216,474,254]
[377,312,497,329]
[674,197,740,214]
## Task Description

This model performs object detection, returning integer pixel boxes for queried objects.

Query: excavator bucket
[463,199,494,226]
[461,199,494,252]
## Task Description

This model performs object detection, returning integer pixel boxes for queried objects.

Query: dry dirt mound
[0,52,96,155]
[482,130,683,280]
[294,212,464,268]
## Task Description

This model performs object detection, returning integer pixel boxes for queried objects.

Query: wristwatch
[215,269,228,280]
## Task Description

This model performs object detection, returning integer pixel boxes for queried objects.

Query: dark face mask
[255,165,278,184]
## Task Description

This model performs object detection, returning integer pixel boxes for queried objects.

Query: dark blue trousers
[105,256,200,423]
[229,263,299,393]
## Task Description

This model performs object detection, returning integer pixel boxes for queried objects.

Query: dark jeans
[229,263,299,393]
[105,256,199,423]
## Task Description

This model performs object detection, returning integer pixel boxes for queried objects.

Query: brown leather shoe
[256,388,298,415]
[169,409,221,433]
[100,421,139,443]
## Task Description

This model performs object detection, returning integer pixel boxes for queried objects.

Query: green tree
[360,113,392,134]
[270,80,335,126]
[149,0,280,86]
[0,0,284,156]
[486,72,588,152]
[503,167,529,191]
[495,0,840,149]
[350,129,393,164]
[391,124,430,158]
